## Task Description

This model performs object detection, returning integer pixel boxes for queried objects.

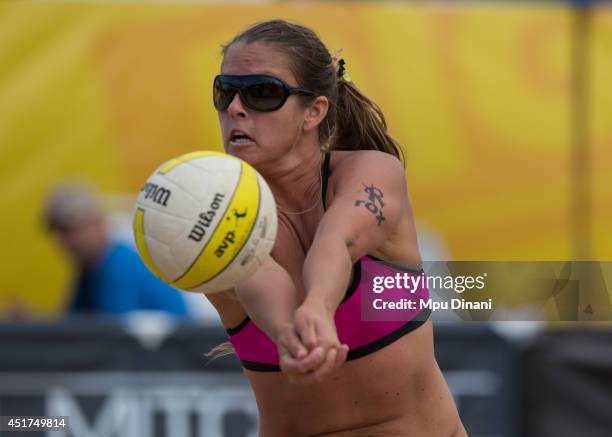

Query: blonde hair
[205,341,235,361]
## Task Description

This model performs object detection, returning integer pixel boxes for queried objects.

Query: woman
[206,19,466,437]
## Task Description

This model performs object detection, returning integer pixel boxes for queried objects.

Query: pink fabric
[229,255,429,366]
[229,319,278,365]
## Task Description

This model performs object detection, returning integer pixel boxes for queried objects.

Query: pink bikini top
[227,153,430,371]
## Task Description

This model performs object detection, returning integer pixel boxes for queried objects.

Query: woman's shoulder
[329,150,406,188]
[331,149,403,172]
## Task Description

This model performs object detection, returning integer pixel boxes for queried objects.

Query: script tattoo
[354,183,385,225]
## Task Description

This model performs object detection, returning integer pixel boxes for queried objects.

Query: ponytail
[331,79,404,163]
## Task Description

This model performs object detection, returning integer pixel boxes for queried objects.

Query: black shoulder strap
[321,152,331,210]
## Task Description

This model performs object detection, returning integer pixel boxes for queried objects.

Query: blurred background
[0,0,610,436]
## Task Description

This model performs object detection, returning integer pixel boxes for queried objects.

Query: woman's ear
[302,96,329,133]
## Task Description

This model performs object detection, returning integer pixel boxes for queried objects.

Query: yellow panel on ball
[171,161,261,290]
[159,150,227,175]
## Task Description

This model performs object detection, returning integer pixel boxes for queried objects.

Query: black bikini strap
[321,152,331,210]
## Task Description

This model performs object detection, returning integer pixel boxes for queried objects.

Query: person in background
[44,183,190,318]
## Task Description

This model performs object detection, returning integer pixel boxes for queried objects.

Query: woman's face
[218,42,310,168]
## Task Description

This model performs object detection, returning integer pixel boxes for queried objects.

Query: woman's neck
[260,147,324,214]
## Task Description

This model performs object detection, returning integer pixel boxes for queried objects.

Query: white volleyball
[133,151,277,294]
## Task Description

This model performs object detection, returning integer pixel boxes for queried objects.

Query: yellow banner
[0,2,610,315]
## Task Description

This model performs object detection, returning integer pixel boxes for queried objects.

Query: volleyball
[133,151,277,294]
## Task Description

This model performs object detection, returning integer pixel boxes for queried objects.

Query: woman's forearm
[302,234,353,315]
[234,257,301,341]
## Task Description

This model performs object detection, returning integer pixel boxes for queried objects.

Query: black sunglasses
[213,74,315,112]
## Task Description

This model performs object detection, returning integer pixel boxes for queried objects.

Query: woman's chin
[226,145,259,165]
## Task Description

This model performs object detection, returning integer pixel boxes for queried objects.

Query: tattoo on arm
[354,183,386,226]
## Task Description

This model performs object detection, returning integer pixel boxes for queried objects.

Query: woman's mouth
[229,130,256,147]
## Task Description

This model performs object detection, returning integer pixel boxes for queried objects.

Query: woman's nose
[227,92,247,118]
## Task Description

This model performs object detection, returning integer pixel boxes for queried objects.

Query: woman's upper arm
[205,289,247,329]
[316,151,407,260]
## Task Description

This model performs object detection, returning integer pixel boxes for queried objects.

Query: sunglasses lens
[213,76,235,111]
[241,80,286,112]
[213,75,295,112]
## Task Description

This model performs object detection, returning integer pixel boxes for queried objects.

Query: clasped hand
[276,299,349,384]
